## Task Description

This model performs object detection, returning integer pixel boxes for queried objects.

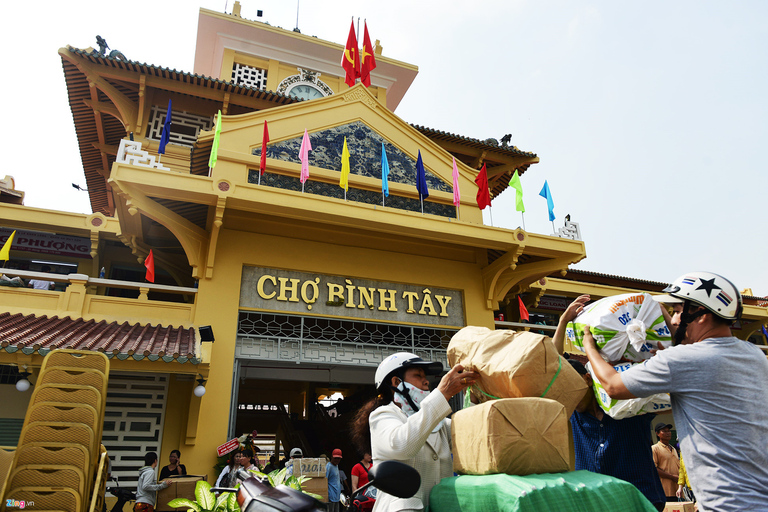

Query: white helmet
[374,352,443,390]
[289,448,303,458]
[663,271,742,321]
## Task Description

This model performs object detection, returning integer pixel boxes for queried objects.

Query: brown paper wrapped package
[448,326,587,417]
[452,398,570,476]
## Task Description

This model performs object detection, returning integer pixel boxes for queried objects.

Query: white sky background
[2,1,766,295]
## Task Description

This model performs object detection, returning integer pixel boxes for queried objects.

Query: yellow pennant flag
[0,230,16,261]
[339,137,351,191]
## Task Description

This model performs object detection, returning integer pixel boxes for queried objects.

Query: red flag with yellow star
[360,21,377,87]
[341,21,359,87]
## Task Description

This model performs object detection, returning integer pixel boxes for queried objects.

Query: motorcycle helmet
[663,271,742,344]
[663,271,742,321]
[374,352,443,390]
[289,447,303,458]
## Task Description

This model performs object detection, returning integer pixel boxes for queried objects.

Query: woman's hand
[437,364,479,401]
[676,484,683,498]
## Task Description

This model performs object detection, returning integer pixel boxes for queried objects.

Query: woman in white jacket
[351,352,478,512]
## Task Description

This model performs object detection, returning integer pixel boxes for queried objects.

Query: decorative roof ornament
[93,35,127,61]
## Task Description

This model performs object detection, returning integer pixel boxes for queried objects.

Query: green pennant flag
[509,170,525,212]
[208,110,222,169]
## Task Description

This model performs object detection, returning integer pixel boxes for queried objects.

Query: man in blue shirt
[554,296,666,511]
[568,359,667,511]
[326,448,343,512]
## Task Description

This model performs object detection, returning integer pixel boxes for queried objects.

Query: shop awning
[0,312,199,364]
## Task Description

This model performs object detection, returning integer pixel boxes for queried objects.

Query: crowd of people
[130,270,766,512]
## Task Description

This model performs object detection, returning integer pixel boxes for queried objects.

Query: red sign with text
[217,438,240,457]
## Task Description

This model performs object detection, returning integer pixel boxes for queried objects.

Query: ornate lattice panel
[236,311,454,368]
[232,63,268,90]
[102,372,168,492]
[146,106,214,147]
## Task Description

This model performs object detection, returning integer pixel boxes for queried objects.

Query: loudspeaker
[199,325,215,342]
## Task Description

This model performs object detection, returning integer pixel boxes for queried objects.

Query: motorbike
[106,476,137,512]
[213,460,420,512]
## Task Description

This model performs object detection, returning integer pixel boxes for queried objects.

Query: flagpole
[551,220,556,233]
[382,191,384,207]
[521,212,526,231]
[420,197,424,215]
[489,206,494,227]
[258,172,261,186]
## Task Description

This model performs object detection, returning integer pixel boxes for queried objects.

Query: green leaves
[195,480,216,510]
[167,498,201,512]
[167,480,239,512]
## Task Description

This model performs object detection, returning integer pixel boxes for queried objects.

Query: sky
[2,1,766,296]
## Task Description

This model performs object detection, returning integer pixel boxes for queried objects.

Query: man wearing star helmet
[581,271,768,512]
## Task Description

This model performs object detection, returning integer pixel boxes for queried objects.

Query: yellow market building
[1,3,765,497]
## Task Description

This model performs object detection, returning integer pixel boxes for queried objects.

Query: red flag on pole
[475,163,491,210]
[342,20,360,87]
[144,249,155,283]
[260,120,269,175]
[360,21,377,87]
[518,296,529,321]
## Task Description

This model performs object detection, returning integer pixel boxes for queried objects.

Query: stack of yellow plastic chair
[1,350,110,512]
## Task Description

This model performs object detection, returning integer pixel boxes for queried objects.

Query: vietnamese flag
[518,296,530,321]
[360,21,377,87]
[341,20,360,87]
[475,163,491,210]
[144,249,155,283]
[260,120,269,175]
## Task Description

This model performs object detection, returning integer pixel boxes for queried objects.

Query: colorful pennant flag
[518,296,530,321]
[208,110,222,169]
[415,150,429,201]
[360,21,377,87]
[475,163,491,210]
[508,170,525,212]
[339,137,351,192]
[299,129,312,184]
[259,120,269,175]
[144,249,155,283]
[381,143,390,198]
[158,99,172,155]
[342,20,360,87]
[762,324,768,341]
[452,157,460,207]
[0,230,16,261]
[539,180,555,221]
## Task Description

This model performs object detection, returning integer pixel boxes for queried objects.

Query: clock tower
[193,3,418,111]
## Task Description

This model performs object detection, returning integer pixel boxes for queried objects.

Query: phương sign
[240,266,465,327]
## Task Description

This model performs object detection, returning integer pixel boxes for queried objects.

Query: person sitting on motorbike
[351,352,477,511]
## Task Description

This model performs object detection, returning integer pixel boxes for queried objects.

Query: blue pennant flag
[539,180,555,221]
[762,324,768,341]
[416,150,429,201]
[158,99,172,154]
[381,143,390,197]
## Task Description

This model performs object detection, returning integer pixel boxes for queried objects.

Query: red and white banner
[217,438,240,457]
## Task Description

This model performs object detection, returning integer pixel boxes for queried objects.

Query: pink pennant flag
[299,129,312,184]
[452,157,461,207]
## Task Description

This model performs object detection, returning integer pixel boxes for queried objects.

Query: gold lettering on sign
[301,278,320,310]
[358,287,376,309]
[345,279,356,308]
[377,289,397,311]
[435,295,452,317]
[402,291,419,313]
[277,277,300,302]
[257,275,277,300]
[419,289,437,316]
[328,283,345,303]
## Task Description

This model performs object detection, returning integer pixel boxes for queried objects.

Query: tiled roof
[66,47,300,104]
[560,268,670,288]
[410,124,538,158]
[0,312,199,364]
